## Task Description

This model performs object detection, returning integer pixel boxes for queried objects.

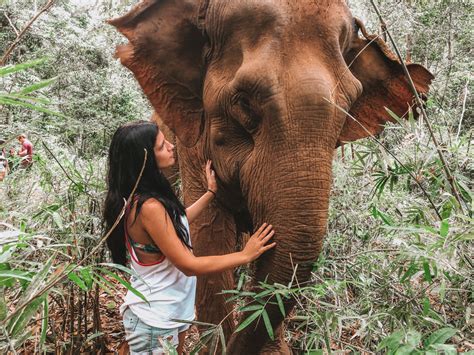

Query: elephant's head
[110,0,432,286]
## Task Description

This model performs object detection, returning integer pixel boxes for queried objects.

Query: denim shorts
[122,308,190,354]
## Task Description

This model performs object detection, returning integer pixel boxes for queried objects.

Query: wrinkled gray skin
[110,0,433,353]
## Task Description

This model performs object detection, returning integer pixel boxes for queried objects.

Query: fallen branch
[1,0,56,66]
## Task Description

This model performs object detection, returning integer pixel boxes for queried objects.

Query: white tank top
[120,215,197,329]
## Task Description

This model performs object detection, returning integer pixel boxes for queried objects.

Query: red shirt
[21,139,33,163]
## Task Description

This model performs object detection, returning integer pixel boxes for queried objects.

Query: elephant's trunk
[229,147,335,354]
[228,76,341,353]
[252,147,334,283]
[246,76,339,283]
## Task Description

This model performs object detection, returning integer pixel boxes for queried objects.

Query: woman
[103,121,275,354]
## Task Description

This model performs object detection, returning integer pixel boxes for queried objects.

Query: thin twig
[1,149,148,325]
[4,13,19,36]
[1,0,56,66]
[369,0,465,214]
[324,97,443,220]
[42,142,95,199]
[456,79,469,140]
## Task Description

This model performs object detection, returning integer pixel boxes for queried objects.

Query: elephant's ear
[338,21,434,145]
[108,0,206,147]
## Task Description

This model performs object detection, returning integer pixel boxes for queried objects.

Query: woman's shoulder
[140,198,168,221]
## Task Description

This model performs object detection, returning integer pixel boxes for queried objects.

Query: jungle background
[0,0,472,353]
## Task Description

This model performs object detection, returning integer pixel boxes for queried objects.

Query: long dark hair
[103,120,191,266]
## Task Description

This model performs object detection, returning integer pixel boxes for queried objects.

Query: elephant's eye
[239,96,251,112]
[231,93,261,133]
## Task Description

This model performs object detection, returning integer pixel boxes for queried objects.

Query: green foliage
[0,0,472,353]
[1,1,149,156]
[0,57,63,118]
[377,328,457,354]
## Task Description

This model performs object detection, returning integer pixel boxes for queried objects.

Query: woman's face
[154,130,175,169]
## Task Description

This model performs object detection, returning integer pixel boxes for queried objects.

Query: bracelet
[207,189,216,196]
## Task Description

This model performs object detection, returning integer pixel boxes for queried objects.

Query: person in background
[17,134,33,167]
[0,140,8,181]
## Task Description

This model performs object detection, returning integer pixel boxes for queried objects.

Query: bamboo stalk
[68,285,74,355]
[369,0,466,214]
[83,291,88,350]
[93,250,104,353]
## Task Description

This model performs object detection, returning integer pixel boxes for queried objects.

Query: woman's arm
[185,160,218,224]
[141,200,275,276]
[186,190,215,224]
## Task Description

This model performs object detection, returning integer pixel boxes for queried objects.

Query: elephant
[109,0,433,353]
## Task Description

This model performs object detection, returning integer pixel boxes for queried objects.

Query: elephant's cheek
[209,123,254,189]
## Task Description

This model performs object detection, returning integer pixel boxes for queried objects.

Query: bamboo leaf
[423,260,432,282]
[254,289,273,299]
[237,272,245,291]
[0,96,66,118]
[17,254,55,306]
[18,76,57,94]
[2,93,51,104]
[440,220,449,238]
[424,328,457,347]
[275,293,286,317]
[0,58,48,76]
[218,326,226,354]
[190,331,215,354]
[67,272,88,291]
[427,344,457,354]
[84,331,104,343]
[97,262,148,287]
[239,304,263,312]
[8,294,45,338]
[235,309,263,333]
[377,330,404,351]
[51,211,63,229]
[0,248,15,264]
[0,270,33,283]
[0,287,7,321]
[385,107,407,127]
[39,298,48,351]
[91,274,116,295]
[262,309,274,340]
[96,267,148,303]
[80,267,94,289]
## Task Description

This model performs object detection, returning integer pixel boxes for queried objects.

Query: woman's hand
[206,160,217,194]
[242,223,276,262]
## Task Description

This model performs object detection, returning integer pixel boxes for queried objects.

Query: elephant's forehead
[207,0,350,34]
